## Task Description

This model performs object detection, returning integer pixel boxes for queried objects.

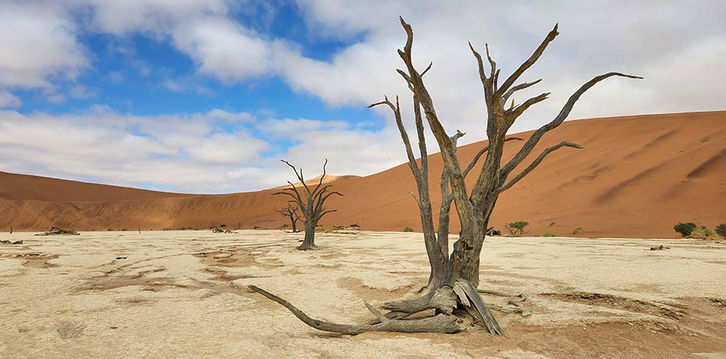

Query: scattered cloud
[0,1,724,192]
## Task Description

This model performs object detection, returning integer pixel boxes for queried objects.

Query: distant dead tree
[251,18,640,335]
[273,159,342,250]
[276,203,301,232]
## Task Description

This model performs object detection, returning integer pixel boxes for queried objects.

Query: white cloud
[172,17,274,82]
[0,1,87,97]
[0,108,270,192]
[1,1,724,192]
[81,0,228,36]
[0,89,21,108]
[69,85,97,99]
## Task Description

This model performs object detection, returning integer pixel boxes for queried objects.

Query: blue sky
[0,1,724,192]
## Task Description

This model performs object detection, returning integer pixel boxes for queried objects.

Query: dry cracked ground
[1,230,725,358]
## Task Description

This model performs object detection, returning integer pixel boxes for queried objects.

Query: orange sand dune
[0,111,724,237]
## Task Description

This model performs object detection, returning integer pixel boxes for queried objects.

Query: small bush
[572,227,584,235]
[542,232,557,237]
[403,226,414,232]
[715,224,726,237]
[315,225,335,233]
[688,226,720,240]
[505,221,529,236]
[673,222,697,237]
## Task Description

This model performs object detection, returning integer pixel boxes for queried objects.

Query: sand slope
[0,111,724,238]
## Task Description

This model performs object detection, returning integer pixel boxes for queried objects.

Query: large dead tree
[252,18,640,334]
[276,203,301,232]
[273,159,342,250]
[369,96,521,292]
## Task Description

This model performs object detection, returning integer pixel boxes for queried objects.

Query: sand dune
[0,111,724,238]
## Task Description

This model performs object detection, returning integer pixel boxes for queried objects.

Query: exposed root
[296,243,318,251]
[454,280,503,335]
[477,287,530,316]
[248,285,464,334]
[381,286,457,315]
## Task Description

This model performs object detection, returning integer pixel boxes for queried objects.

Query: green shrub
[505,221,529,236]
[572,227,584,235]
[715,224,726,237]
[673,222,697,237]
[542,232,557,237]
[403,226,414,232]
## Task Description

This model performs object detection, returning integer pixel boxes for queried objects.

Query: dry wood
[248,285,464,334]
[35,226,80,236]
[394,16,641,288]
[276,203,301,232]
[454,280,503,335]
[273,160,342,250]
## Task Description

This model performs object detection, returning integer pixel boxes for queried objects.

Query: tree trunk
[298,220,317,250]
[449,216,486,287]
[291,217,298,233]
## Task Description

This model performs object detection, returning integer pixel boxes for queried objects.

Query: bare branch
[495,24,559,97]
[281,159,311,195]
[497,141,583,193]
[505,92,550,125]
[500,72,642,178]
[462,137,523,178]
[502,79,542,104]
[313,158,329,193]
[371,96,421,176]
[420,62,433,77]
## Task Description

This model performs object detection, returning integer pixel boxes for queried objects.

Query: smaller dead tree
[273,159,342,250]
[276,203,301,232]
[35,226,80,236]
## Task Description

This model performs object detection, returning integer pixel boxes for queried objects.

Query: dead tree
[276,203,301,232]
[273,159,342,250]
[369,97,521,292]
[252,18,640,334]
[35,226,80,236]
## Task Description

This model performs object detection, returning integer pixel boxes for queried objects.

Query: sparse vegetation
[542,232,557,237]
[572,227,584,235]
[673,222,697,237]
[505,221,529,237]
[689,226,719,240]
[403,226,414,232]
[715,224,726,237]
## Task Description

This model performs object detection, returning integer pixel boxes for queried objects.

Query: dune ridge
[0,111,724,238]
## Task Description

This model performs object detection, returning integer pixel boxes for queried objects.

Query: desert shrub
[572,227,583,235]
[403,226,414,232]
[715,224,726,237]
[673,222,697,237]
[542,232,557,237]
[688,226,719,240]
[315,225,335,233]
[505,221,529,236]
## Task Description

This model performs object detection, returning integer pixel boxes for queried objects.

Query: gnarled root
[453,280,503,335]
[248,285,465,335]
[381,286,457,315]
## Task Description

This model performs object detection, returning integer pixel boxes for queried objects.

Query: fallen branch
[34,226,80,236]
[248,285,465,335]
